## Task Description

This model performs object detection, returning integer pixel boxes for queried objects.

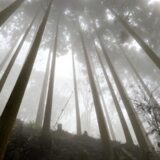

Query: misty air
[0,0,160,160]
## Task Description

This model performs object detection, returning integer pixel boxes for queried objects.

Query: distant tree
[0,0,25,26]
[79,23,113,159]
[42,14,60,135]
[94,72,116,141]
[72,49,81,135]
[35,49,51,127]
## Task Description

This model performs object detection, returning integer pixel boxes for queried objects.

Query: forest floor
[3,120,160,160]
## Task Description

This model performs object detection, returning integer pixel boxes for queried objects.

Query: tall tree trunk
[0,42,20,72]
[95,73,116,141]
[79,26,113,159]
[42,15,60,134]
[0,10,38,92]
[0,0,53,159]
[0,0,25,26]
[0,36,21,72]
[83,10,133,144]
[94,42,134,145]
[72,50,82,135]
[110,9,160,69]
[96,31,153,151]
[35,50,52,127]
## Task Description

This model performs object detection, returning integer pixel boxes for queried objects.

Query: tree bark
[42,14,60,134]
[94,73,116,141]
[94,42,134,145]
[0,0,25,26]
[79,26,113,159]
[0,0,53,159]
[35,50,52,127]
[72,50,82,135]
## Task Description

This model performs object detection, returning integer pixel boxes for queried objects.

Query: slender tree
[95,73,116,141]
[0,10,39,92]
[0,0,25,26]
[96,29,153,151]
[85,8,133,143]
[0,43,17,72]
[83,9,132,144]
[110,9,160,69]
[0,0,53,159]
[93,42,134,145]
[42,14,60,134]
[120,46,160,107]
[78,24,113,159]
[72,49,82,135]
[35,50,52,127]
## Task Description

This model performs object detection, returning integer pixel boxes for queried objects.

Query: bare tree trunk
[79,26,113,159]
[0,0,53,159]
[42,15,60,134]
[0,10,38,92]
[96,31,153,151]
[94,42,134,145]
[83,10,133,144]
[35,50,52,127]
[110,9,160,69]
[72,50,81,135]
[0,45,16,72]
[0,0,25,26]
[95,73,116,141]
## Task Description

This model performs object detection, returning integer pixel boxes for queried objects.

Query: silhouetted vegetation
[3,120,160,160]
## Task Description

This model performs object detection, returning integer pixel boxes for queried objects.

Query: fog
[0,0,160,151]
